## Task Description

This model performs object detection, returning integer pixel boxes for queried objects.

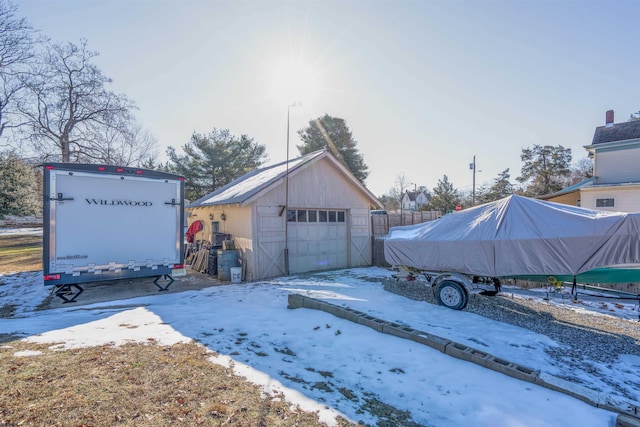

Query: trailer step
[54,284,84,303]
[153,275,174,291]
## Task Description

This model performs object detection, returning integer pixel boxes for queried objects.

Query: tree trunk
[60,135,70,163]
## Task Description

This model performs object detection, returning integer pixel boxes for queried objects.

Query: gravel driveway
[383,278,640,402]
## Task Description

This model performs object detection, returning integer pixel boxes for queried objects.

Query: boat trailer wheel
[435,280,468,310]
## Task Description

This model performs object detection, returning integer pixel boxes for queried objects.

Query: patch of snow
[0,227,42,236]
[0,266,625,426]
[24,307,190,349]
[14,349,43,357]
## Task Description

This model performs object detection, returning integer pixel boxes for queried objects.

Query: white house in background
[186,150,383,281]
[401,190,430,211]
[542,110,640,212]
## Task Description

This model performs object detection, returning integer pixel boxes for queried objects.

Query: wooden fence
[371,211,441,237]
[371,211,440,266]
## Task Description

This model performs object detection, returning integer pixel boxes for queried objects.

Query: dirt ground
[42,268,228,309]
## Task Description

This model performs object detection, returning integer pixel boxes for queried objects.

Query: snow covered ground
[3,259,639,426]
[0,227,42,236]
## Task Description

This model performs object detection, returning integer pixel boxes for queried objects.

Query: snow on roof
[188,151,325,207]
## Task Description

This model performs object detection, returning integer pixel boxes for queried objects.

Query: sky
[16,0,640,197]
[2,228,640,426]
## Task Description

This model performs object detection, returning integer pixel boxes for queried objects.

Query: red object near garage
[186,220,204,243]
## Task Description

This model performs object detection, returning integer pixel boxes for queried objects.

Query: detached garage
[186,150,382,281]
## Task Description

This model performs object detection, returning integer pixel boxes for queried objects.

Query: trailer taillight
[116,168,124,173]
[44,274,61,281]
[98,166,106,171]
[178,177,184,181]
[173,264,184,269]
[136,170,143,175]
[45,165,54,170]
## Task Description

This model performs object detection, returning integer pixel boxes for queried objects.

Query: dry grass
[1,340,355,427]
[0,234,42,274]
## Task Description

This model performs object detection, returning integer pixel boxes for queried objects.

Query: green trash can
[217,249,239,281]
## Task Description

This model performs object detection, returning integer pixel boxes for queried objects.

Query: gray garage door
[287,209,348,274]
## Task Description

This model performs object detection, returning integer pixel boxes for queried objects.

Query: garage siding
[251,156,378,279]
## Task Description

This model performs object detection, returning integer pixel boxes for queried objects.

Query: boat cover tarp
[384,195,640,278]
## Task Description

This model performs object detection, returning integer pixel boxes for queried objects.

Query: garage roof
[188,150,382,208]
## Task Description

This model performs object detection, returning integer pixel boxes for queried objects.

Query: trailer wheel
[435,280,468,310]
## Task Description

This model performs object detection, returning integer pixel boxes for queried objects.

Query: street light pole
[284,102,301,275]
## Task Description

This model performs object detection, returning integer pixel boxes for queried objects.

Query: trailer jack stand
[54,284,84,303]
[153,275,174,291]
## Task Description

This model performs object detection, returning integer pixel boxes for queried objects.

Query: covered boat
[384,195,640,282]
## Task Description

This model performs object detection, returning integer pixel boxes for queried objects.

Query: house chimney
[605,110,614,127]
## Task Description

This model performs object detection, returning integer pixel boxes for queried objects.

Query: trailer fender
[431,272,473,292]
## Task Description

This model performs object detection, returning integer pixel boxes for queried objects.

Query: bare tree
[0,0,36,138]
[381,173,411,213]
[17,38,137,163]
[81,120,158,166]
[565,157,593,186]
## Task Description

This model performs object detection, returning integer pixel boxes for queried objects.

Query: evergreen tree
[426,175,460,212]
[378,194,399,212]
[0,151,40,218]
[166,128,267,201]
[297,114,369,183]
[517,145,571,197]
[476,169,515,204]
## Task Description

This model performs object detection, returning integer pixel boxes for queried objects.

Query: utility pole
[470,155,476,206]
[284,102,301,275]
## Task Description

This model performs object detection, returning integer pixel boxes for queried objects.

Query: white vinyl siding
[594,145,640,184]
[581,186,640,213]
